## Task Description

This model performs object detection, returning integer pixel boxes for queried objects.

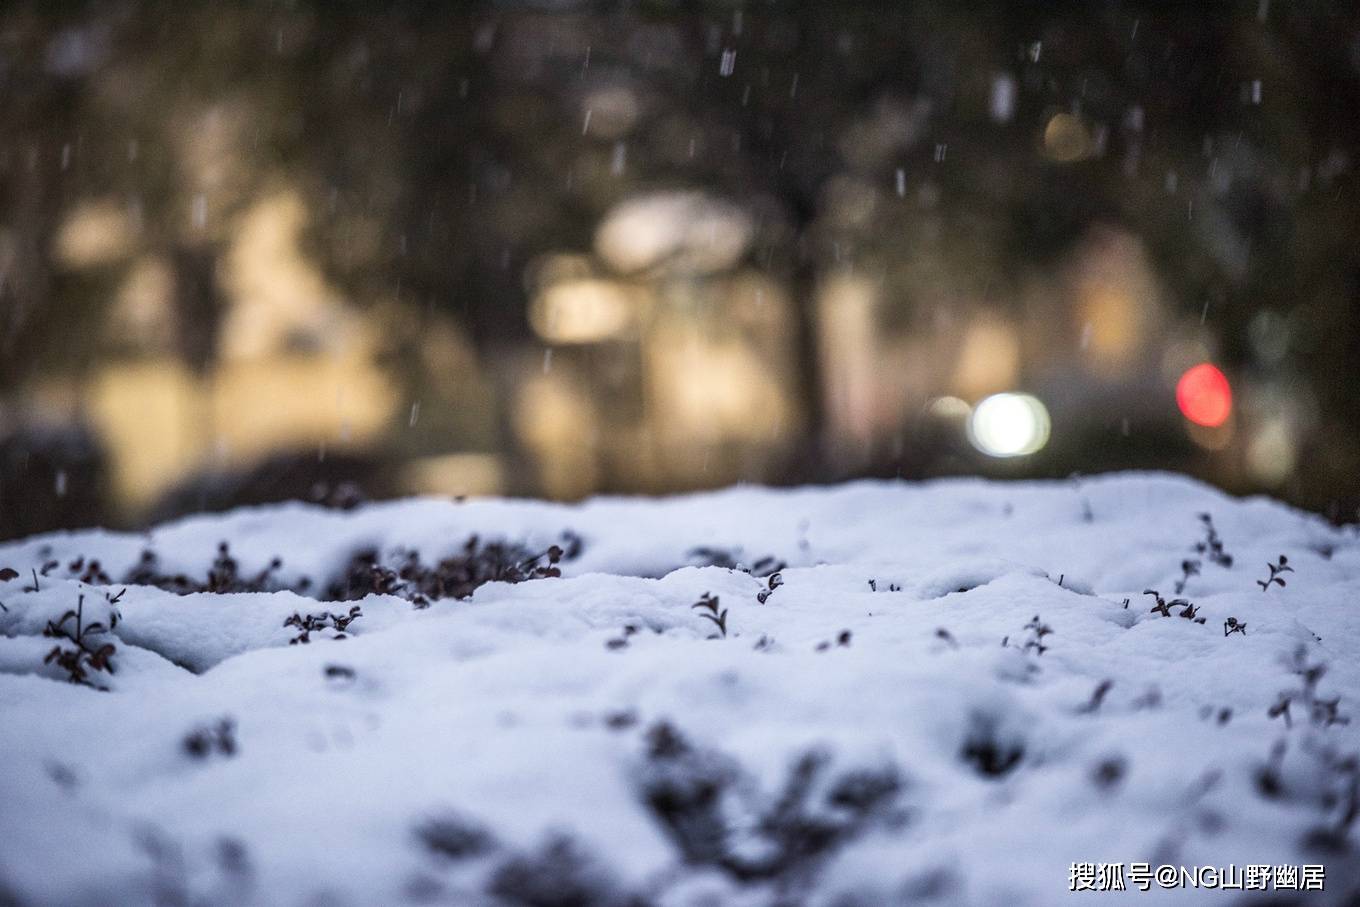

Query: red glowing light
[1177,363,1232,427]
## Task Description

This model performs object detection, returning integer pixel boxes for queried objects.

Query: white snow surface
[0,472,1358,906]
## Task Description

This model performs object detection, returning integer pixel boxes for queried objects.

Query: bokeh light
[1042,113,1094,162]
[968,393,1051,458]
[1176,363,1233,428]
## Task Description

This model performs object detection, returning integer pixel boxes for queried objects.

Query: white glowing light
[968,393,1050,457]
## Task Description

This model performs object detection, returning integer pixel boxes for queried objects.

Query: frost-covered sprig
[1142,589,1204,623]
[328,533,579,607]
[756,572,783,604]
[1268,646,1348,729]
[0,565,14,611]
[1003,615,1053,656]
[1258,647,1357,850]
[284,605,363,644]
[1256,555,1293,592]
[691,593,728,639]
[687,547,785,578]
[1174,513,1234,594]
[1173,559,1199,595]
[637,721,902,884]
[1194,513,1234,567]
[182,717,237,759]
[42,594,118,689]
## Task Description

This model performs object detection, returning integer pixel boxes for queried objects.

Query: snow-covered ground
[1,472,1357,906]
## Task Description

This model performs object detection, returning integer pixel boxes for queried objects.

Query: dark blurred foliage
[0,424,107,539]
[1,0,1359,538]
[146,451,393,525]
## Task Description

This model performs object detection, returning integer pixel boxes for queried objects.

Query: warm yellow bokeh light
[513,373,600,499]
[54,200,137,267]
[1043,113,1093,163]
[529,279,636,344]
[401,453,505,498]
[1247,419,1297,485]
[953,316,1020,399]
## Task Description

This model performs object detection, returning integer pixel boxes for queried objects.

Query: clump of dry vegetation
[42,594,118,689]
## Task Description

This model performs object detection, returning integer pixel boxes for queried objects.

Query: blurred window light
[927,395,971,420]
[529,278,634,344]
[1070,229,1164,373]
[968,393,1050,457]
[649,335,789,444]
[111,257,176,350]
[54,201,136,267]
[401,453,504,498]
[221,192,357,361]
[594,191,752,275]
[1246,418,1297,486]
[953,317,1019,399]
[817,273,879,445]
[513,373,599,499]
[1176,363,1232,428]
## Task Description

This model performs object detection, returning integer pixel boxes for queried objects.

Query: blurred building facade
[1,1,1358,537]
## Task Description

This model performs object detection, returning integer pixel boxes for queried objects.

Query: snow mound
[1,473,1358,905]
